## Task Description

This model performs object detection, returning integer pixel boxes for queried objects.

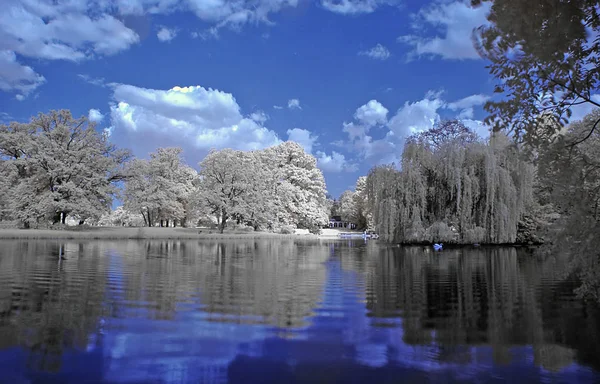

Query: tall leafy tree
[472,0,600,145]
[197,148,253,233]
[366,123,534,244]
[538,110,600,300]
[124,147,196,227]
[264,142,329,232]
[0,110,130,227]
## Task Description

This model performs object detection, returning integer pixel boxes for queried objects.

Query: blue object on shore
[433,243,443,251]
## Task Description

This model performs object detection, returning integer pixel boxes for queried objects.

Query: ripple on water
[0,240,599,383]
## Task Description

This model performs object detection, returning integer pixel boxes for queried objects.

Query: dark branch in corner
[567,116,600,148]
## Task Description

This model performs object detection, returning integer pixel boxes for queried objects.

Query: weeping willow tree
[367,120,534,244]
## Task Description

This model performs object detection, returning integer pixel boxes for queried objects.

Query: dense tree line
[0,110,329,233]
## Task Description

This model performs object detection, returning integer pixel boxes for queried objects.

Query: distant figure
[433,243,443,251]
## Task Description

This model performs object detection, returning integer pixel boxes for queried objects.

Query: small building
[328,216,357,230]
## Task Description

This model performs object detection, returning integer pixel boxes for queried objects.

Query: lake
[0,239,599,383]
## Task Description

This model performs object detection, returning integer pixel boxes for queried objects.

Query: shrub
[279,225,295,235]
[463,226,486,244]
[424,222,458,243]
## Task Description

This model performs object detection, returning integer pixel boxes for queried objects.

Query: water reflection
[0,240,598,383]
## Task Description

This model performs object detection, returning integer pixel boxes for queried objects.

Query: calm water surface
[0,239,599,383]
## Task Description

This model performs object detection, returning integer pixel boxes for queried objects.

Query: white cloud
[288,99,301,110]
[287,128,318,154]
[0,112,12,123]
[447,94,490,110]
[0,0,299,97]
[110,84,282,151]
[447,93,490,120]
[88,109,104,123]
[286,127,355,173]
[250,110,269,124]
[398,1,490,60]
[0,50,45,98]
[358,44,391,60]
[321,0,394,14]
[316,151,356,172]
[387,96,445,136]
[157,27,178,42]
[354,99,388,127]
[273,105,284,110]
[103,126,114,138]
[341,92,492,165]
[77,74,106,87]
[0,3,140,61]
[462,118,490,138]
[457,107,474,119]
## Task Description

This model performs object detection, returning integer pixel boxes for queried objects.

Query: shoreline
[0,227,318,240]
[0,228,541,246]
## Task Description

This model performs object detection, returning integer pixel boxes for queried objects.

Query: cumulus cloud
[0,0,300,97]
[287,128,318,154]
[103,126,114,138]
[354,99,388,127]
[447,93,490,120]
[316,151,356,173]
[0,2,140,60]
[250,110,269,124]
[0,50,45,98]
[288,99,301,110]
[398,1,490,60]
[157,27,178,42]
[109,84,282,151]
[341,92,491,166]
[286,127,355,172]
[388,97,445,136]
[321,0,395,14]
[88,109,104,123]
[358,44,391,60]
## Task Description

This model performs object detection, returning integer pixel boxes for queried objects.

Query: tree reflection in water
[0,240,598,383]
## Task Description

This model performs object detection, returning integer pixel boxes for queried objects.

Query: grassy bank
[0,227,319,240]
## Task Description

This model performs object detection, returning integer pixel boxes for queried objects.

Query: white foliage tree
[264,142,329,232]
[124,147,197,227]
[0,110,130,227]
[197,148,254,233]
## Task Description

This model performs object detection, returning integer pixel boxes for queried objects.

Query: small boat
[433,243,443,251]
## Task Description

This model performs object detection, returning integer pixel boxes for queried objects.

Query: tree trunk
[166,219,169,227]
[79,219,85,225]
[173,220,177,228]
[160,219,164,227]
[61,212,66,224]
[219,209,227,233]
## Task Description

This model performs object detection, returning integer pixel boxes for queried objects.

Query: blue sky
[1,0,504,197]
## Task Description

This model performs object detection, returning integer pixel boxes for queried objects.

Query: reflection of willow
[0,241,109,373]
[365,246,600,370]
